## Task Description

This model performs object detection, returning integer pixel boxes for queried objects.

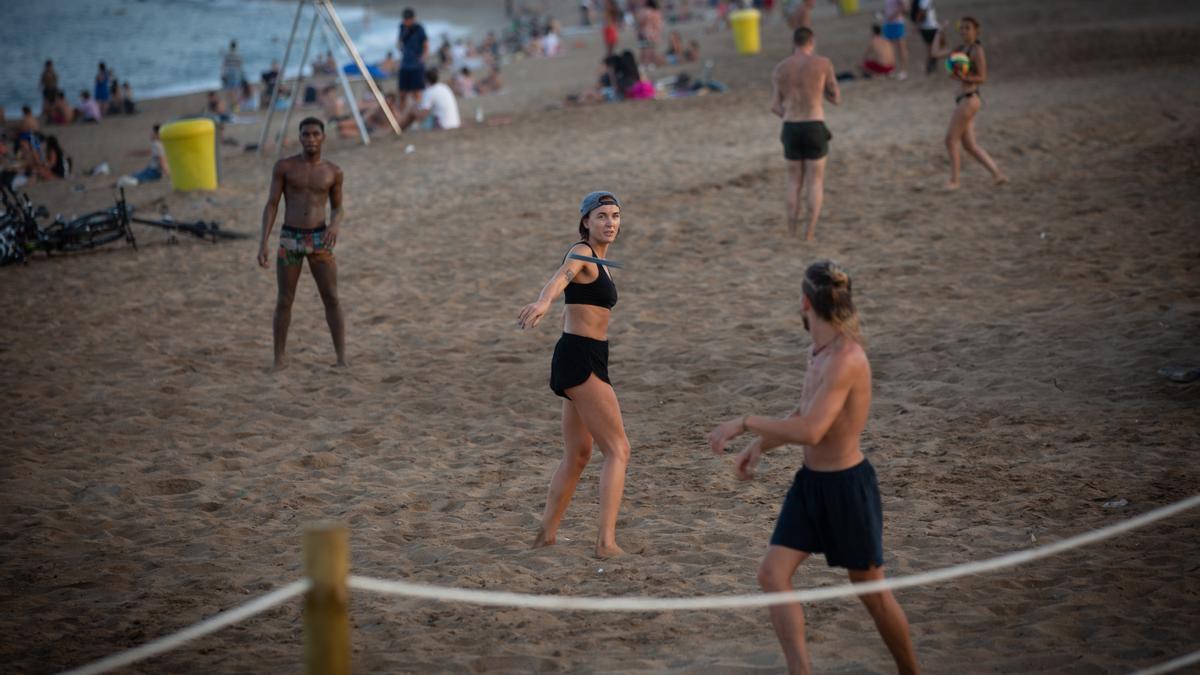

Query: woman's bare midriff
[563,304,610,341]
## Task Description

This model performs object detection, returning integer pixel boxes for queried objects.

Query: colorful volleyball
[946,52,971,77]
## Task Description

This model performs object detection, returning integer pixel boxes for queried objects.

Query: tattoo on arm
[564,269,575,282]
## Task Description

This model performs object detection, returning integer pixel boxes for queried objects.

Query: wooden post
[304,523,350,675]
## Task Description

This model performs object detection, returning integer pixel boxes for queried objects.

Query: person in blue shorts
[709,261,920,675]
[396,8,429,110]
[882,0,910,79]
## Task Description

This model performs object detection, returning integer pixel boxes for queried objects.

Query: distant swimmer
[771,27,841,240]
[257,117,347,370]
[932,16,1007,189]
[708,261,920,675]
[518,191,631,559]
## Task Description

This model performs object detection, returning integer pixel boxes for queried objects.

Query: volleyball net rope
[61,494,1200,675]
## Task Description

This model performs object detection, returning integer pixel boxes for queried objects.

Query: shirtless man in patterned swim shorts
[257,117,346,370]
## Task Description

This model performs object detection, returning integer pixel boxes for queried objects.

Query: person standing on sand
[257,118,347,371]
[397,8,429,111]
[708,261,920,675]
[882,0,909,80]
[517,192,632,559]
[932,16,1006,190]
[771,27,840,241]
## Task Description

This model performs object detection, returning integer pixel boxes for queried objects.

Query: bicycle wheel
[54,212,131,252]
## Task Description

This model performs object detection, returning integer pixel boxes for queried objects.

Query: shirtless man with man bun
[709,261,919,675]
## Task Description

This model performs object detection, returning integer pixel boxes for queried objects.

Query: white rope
[60,579,311,675]
[1129,649,1200,675]
[349,494,1200,612]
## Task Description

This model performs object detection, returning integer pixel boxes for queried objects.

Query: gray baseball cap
[579,191,621,216]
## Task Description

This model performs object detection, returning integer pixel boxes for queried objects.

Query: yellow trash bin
[159,118,218,191]
[730,8,761,55]
[839,0,859,15]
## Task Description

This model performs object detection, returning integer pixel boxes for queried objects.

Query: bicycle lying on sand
[1,186,247,266]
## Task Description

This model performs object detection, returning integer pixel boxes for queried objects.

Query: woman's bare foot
[270,358,289,373]
[595,542,625,558]
[531,527,556,549]
[993,174,1009,186]
[945,180,960,191]
[334,358,349,368]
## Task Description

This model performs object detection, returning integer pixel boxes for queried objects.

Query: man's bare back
[772,51,838,122]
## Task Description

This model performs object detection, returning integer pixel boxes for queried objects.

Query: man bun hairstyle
[579,194,619,240]
[793,27,814,47]
[802,260,864,344]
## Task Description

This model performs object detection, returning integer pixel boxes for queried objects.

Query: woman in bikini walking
[933,16,1007,189]
[518,191,631,558]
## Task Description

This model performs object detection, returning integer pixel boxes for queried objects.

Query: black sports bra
[563,242,618,310]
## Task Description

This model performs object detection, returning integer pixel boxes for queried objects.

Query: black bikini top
[563,242,618,310]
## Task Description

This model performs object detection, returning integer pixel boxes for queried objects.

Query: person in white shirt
[400,69,461,130]
[913,0,941,74]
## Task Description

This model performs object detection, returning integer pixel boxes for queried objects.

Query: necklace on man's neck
[812,335,838,358]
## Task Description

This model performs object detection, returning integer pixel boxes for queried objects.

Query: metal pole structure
[318,19,370,146]
[257,0,306,157]
[276,9,320,162]
[317,0,401,135]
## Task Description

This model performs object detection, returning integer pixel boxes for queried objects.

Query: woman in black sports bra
[517,190,631,558]
[932,16,1007,189]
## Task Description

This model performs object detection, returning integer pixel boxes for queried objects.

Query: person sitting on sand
[452,67,478,98]
[319,85,358,138]
[477,64,504,96]
[239,81,259,112]
[399,69,461,131]
[204,91,231,124]
[117,124,169,187]
[47,91,75,125]
[518,191,632,559]
[120,82,137,114]
[931,16,1007,189]
[364,92,402,133]
[42,136,69,180]
[257,117,346,371]
[107,79,126,116]
[77,91,102,123]
[861,25,897,78]
[708,261,921,675]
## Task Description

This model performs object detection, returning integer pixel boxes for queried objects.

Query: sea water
[0,0,470,114]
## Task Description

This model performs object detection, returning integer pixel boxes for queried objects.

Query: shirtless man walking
[771,27,840,241]
[257,117,347,370]
[708,261,919,675]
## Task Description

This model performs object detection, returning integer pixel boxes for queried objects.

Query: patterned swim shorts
[277,224,334,267]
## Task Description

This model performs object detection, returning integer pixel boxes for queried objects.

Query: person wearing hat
[518,191,630,559]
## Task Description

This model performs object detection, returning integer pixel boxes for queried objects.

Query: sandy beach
[2,0,1198,673]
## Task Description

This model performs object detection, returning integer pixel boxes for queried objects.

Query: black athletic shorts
[398,66,426,92]
[780,120,832,161]
[769,459,884,570]
[549,333,610,399]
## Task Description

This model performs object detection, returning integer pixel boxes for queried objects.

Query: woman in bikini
[933,16,1007,189]
[517,191,631,558]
